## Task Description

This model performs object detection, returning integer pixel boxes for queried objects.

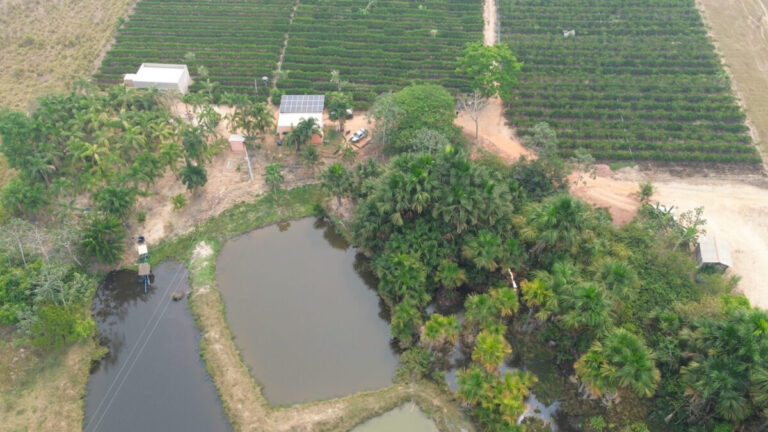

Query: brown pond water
[84,262,231,432]
[350,403,438,432]
[216,218,399,406]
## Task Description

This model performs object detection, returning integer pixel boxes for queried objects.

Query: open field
[95,0,294,97]
[697,0,768,162]
[278,0,482,108]
[0,0,133,110]
[499,0,760,164]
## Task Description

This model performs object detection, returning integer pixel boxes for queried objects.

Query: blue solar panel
[279,95,325,113]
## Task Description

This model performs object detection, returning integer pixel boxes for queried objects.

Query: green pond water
[350,403,438,432]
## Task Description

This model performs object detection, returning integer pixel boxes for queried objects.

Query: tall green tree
[421,313,460,350]
[457,41,523,101]
[327,92,353,132]
[472,329,513,373]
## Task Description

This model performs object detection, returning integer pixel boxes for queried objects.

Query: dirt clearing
[572,169,768,309]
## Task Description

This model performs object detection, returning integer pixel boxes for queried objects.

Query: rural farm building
[124,63,191,93]
[277,95,324,138]
[695,236,733,272]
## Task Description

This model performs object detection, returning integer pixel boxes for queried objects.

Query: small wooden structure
[695,236,733,272]
[137,236,151,293]
[229,134,246,152]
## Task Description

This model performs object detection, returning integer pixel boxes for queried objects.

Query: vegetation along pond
[216,218,399,405]
[84,262,231,432]
[350,403,438,432]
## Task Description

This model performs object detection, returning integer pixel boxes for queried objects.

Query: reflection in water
[84,262,231,432]
[216,218,399,406]
[350,403,438,432]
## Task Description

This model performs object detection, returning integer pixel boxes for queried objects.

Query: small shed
[124,63,191,93]
[277,95,324,135]
[137,244,148,258]
[229,134,246,152]
[695,236,733,272]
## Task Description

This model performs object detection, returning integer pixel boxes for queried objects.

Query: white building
[124,63,191,93]
[277,95,324,134]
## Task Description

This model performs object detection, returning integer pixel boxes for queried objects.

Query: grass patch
[0,330,101,432]
[608,161,636,172]
[151,185,325,265]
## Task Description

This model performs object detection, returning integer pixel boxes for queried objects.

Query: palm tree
[596,258,638,298]
[435,259,466,290]
[465,293,498,332]
[522,194,596,258]
[421,313,460,350]
[320,162,351,208]
[457,366,489,406]
[490,286,519,319]
[264,163,284,193]
[391,297,422,348]
[302,145,321,177]
[179,161,207,191]
[521,278,556,324]
[575,328,660,401]
[472,329,512,373]
[80,215,125,264]
[560,282,613,343]
[373,252,428,306]
[287,117,321,151]
[462,229,503,271]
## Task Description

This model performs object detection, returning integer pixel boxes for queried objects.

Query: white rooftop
[229,134,245,142]
[134,63,188,84]
[698,236,733,267]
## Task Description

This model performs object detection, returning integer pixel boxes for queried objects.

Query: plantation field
[277,0,483,109]
[499,0,761,164]
[94,0,294,97]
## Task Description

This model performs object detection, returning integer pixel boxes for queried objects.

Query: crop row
[97,0,294,97]
[277,0,482,109]
[499,0,759,164]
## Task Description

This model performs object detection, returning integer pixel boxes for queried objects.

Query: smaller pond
[349,403,438,432]
[84,262,231,432]
[216,218,399,405]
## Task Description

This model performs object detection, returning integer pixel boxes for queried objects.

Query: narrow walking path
[457,0,532,161]
[271,0,301,99]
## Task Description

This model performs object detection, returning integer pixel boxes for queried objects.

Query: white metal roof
[229,134,245,142]
[134,63,188,84]
[698,236,733,267]
[279,95,325,114]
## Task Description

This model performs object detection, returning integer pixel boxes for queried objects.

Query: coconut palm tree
[264,163,284,193]
[472,329,512,373]
[287,117,321,152]
[180,161,207,191]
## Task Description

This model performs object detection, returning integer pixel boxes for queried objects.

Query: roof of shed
[698,236,733,267]
[134,63,188,84]
[279,95,325,114]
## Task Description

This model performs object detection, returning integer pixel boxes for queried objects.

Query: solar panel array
[279,94,325,114]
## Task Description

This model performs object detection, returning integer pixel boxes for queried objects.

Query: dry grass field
[0,0,134,110]
[697,0,768,161]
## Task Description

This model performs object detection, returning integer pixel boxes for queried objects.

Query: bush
[80,215,126,264]
[171,193,187,210]
[136,211,147,224]
[31,304,95,348]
